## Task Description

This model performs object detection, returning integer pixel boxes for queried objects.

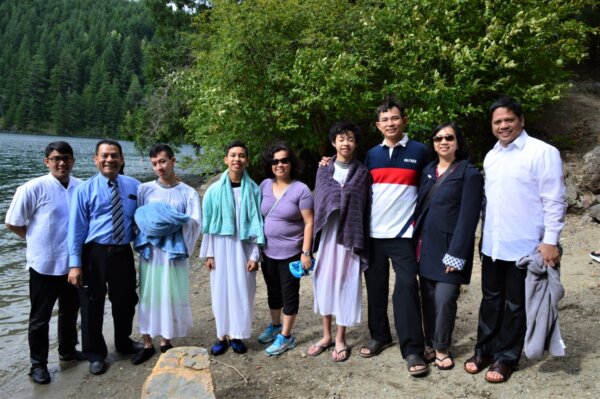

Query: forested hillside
[0,0,153,135]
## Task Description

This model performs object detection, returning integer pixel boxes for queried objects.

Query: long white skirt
[200,233,257,340]
[138,249,192,339]
[313,212,362,327]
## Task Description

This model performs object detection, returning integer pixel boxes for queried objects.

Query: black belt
[87,242,131,252]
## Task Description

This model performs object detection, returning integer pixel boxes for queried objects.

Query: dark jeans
[261,253,301,315]
[420,277,460,350]
[365,238,424,358]
[474,255,527,367]
[78,243,138,362]
[29,268,79,366]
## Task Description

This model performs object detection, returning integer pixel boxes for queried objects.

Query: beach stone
[581,146,600,193]
[590,204,600,222]
[141,346,215,399]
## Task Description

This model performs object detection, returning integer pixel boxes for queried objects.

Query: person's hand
[68,268,82,287]
[301,254,312,270]
[538,243,560,267]
[445,266,457,274]
[205,257,215,271]
[318,156,331,168]
[247,260,258,272]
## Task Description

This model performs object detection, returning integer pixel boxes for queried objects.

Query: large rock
[590,204,600,222]
[581,146,600,194]
[563,166,580,208]
[141,346,215,399]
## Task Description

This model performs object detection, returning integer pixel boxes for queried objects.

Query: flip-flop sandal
[484,362,513,383]
[463,355,493,374]
[359,339,394,358]
[332,346,350,363]
[406,353,429,376]
[423,348,436,363]
[307,341,334,357]
[434,353,454,370]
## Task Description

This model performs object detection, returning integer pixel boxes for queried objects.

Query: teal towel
[202,171,264,245]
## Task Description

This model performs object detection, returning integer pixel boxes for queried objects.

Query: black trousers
[78,243,138,362]
[261,253,301,315]
[474,255,527,367]
[29,268,79,366]
[420,277,460,350]
[365,238,424,358]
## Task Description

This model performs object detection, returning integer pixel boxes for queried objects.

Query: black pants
[29,268,79,366]
[365,238,424,358]
[420,277,460,350]
[78,243,138,362]
[261,253,301,315]
[474,255,527,367]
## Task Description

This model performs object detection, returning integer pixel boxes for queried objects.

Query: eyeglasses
[47,155,73,163]
[432,135,456,143]
[271,157,290,166]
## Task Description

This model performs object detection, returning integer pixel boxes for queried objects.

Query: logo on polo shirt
[404,158,417,164]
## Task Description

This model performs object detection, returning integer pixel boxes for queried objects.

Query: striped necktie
[109,179,125,244]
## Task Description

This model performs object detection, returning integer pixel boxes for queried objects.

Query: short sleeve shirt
[260,179,313,259]
[5,174,81,275]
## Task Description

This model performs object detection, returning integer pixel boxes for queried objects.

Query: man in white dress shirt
[464,97,567,383]
[5,141,83,384]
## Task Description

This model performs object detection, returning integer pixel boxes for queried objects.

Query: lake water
[0,132,199,373]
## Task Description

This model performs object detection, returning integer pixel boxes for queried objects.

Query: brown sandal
[484,362,513,383]
[463,355,493,374]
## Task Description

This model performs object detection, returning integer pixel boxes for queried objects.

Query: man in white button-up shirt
[5,141,83,385]
[464,97,566,383]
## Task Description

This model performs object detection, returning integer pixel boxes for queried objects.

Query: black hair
[95,139,123,156]
[149,143,175,158]
[45,141,73,157]
[262,142,300,179]
[328,120,362,144]
[225,140,248,157]
[489,96,523,121]
[430,122,470,162]
[376,96,406,120]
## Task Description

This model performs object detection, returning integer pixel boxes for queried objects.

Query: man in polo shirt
[5,141,83,384]
[67,139,142,375]
[359,98,429,376]
[464,96,566,383]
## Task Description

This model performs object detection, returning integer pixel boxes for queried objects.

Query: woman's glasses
[271,157,290,166]
[432,135,455,143]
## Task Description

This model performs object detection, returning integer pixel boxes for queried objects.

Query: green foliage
[176,0,592,170]
[0,0,153,135]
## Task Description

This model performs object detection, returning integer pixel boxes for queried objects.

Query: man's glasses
[271,157,290,166]
[47,155,73,163]
[432,135,455,143]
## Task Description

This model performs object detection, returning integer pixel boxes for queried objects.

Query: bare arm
[5,223,26,240]
[300,208,314,270]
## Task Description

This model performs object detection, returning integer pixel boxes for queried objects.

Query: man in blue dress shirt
[67,139,142,375]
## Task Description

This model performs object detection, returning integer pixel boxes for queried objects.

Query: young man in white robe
[132,144,201,365]
[200,140,264,356]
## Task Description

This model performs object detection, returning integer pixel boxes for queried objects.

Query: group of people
[6,95,567,387]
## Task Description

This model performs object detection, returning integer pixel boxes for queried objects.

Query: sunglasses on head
[271,157,290,166]
[432,135,455,143]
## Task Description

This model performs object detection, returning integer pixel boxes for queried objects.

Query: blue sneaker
[258,323,282,344]
[265,334,297,356]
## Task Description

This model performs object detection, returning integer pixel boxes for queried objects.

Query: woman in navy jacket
[414,122,483,370]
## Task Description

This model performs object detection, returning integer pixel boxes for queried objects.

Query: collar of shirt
[380,133,409,149]
[493,130,528,152]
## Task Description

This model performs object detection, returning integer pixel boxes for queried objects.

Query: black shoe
[210,339,229,356]
[89,360,106,375]
[229,339,248,354]
[131,347,156,365]
[59,350,86,361]
[29,365,50,384]
[160,343,173,353]
[116,340,145,355]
